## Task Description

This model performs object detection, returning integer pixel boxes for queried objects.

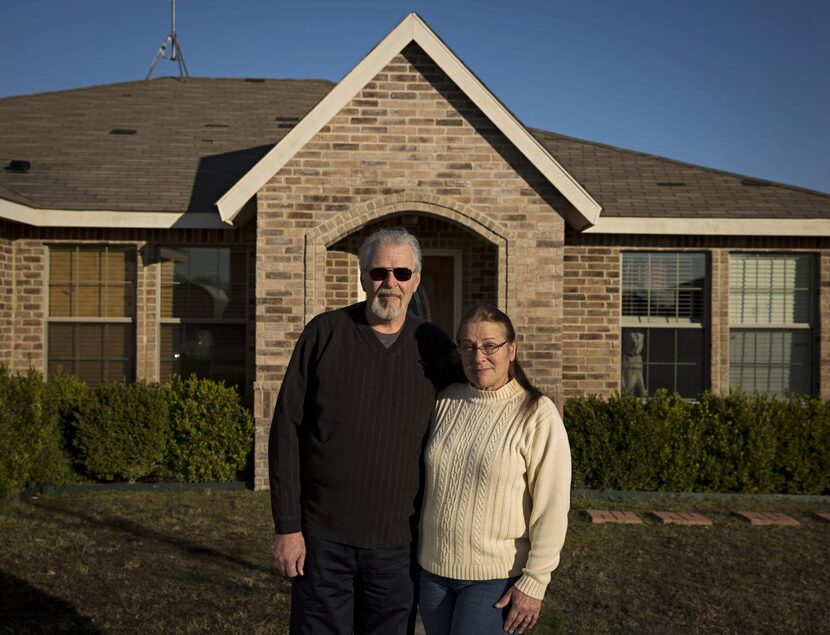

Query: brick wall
[253,43,568,488]
[564,231,830,399]
[0,225,254,381]
[0,225,14,368]
[10,240,46,371]
[821,250,830,400]
[561,245,620,397]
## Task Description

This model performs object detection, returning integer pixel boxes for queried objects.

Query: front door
[411,253,459,337]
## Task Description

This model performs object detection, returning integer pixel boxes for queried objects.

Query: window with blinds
[729,253,815,396]
[621,252,707,398]
[48,246,136,385]
[158,247,248,390]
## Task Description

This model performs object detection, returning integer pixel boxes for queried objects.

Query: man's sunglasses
[366,267,415,282]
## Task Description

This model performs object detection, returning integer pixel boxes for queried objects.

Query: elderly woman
[418,303,571,635]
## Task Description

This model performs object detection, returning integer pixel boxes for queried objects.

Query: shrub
[165,375,253,482]
[33,371,90,487]
[565,391,830,495]
[73,381,170,482]
[0,367,45,497]
[0,367,85,497]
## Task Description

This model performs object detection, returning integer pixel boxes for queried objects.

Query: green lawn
[0,490,827,634]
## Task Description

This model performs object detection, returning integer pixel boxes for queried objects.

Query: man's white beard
[370,292,405,321]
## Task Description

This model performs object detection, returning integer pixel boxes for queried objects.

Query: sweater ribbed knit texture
[269,302,457,549]
[418,380,571,600]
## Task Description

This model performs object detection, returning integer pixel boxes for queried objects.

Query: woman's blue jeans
[419,569,519,635]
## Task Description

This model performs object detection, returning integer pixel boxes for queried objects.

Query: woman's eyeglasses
[458,341,509,356]
[366,267,415,281]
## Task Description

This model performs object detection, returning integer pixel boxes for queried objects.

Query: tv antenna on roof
[146,0,189,79]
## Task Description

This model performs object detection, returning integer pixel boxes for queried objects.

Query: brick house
[1,14,829,488]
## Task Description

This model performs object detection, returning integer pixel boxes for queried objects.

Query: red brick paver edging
[586,510,642,525]
[650,511,713,526]
[737,512,800,526]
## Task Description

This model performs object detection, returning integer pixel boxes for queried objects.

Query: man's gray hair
[358,227,422,273]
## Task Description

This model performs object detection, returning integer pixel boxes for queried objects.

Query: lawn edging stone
[650,511,713,526]
[585,510,643,525]
[737,512,800,526]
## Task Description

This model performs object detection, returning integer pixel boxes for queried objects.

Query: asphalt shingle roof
[0,77,333,214]
[530,129,830,219]
[1,77,828,219]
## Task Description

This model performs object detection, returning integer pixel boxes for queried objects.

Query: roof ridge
[529,127,830,200]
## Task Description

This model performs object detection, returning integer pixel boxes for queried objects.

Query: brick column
[561,246,621,398]
[11,240,46,372]
[820,250,830,399]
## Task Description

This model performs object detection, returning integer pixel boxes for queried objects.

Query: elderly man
[269,227,459,635]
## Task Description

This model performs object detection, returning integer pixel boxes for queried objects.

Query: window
[621,252,707,398]
[159,247,247,389]
[48,246,136,385]
[729,253,815,396]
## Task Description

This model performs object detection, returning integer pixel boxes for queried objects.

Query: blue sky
[2,0,828,193]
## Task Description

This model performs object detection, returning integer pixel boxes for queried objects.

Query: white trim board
[584,217,830,237]
[0,198,229,229]
[215,13,601,229]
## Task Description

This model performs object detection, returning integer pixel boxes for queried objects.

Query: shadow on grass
[0,569,102,633]
[25,498,276,577]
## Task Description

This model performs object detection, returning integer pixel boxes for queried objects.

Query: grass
[0,490,827,634]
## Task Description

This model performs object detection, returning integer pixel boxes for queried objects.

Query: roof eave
[215,13,602,227]
[582,216,830,237]
[0,198,231,229]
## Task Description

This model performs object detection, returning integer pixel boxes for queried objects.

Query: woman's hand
[494,586,541,633]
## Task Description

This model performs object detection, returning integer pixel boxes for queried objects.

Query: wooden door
[412,255,456,337]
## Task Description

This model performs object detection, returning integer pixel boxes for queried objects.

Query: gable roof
[0,77,332,228]
[215,13,602,229]
[0,21,829,234]
[532,129,830,235]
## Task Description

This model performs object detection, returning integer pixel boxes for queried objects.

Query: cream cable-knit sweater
[418,380,571,600]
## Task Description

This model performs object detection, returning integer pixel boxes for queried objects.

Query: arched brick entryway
[304,193,515,324]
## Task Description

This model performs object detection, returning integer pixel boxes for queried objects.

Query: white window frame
[728,252,817,396]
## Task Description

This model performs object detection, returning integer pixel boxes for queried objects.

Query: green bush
[1,368,254,491]
[165,375,253,482]
[73,381,170,482]
[0,367,86,496]
[565,391,830,495]
[35,371,90,486]
[0,367,45,497]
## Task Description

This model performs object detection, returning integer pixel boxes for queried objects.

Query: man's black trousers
[289,535,418,635]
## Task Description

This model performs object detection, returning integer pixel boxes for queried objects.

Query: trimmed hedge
[166,375,253,482]
[74,381,171,482]
[0,368,87,497]
[0,367,253,495]
[566,390,830,495]
[4,366,828,496]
